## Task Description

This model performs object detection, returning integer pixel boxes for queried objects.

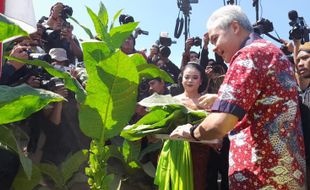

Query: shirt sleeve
[211,50,263,120]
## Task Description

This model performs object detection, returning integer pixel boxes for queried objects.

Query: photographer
[36,47,90,166]
[0,44,30,190]
[155,57,180,84]
[180,37,200,71]
[0,44,29,85]
[149,34,180,83]
[39,2,83,64]
[147,44,160,64]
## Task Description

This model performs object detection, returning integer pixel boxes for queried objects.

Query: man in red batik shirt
[170,5,306,189]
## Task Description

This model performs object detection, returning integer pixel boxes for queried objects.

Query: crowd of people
[0,2,88,189]
[0,2,310,190]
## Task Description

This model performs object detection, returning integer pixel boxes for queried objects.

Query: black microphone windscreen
[288,10,298,21]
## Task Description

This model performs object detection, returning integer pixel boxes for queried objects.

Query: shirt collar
[240,33,262,49]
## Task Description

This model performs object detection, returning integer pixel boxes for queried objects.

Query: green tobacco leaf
[141,161,156,178]
[141,109,186,133]
[0,126,32,179]
[80,43,139,140]
[120,106,177,141]
[96,50,139,139]
[0,14,28,42]
[79,104,104,139]
[122,140,141,163]
[82,41,111,64]
[129,53,148,66]
[60,150,88,183]
[39,163,63,186]
[135,107,172,126]
[69,16,94,39]
[79,41,111,139]
[0,84,63,124]
[98,2,109,27]
[137,64,174,83]
[138,93,183,108]
[121,99,207,141]
[6,57,86,102]
[12,164,42,190]
[187,110,208,124]
[109,22,138,49]
[110,9,123,30]
[86,6,110,43]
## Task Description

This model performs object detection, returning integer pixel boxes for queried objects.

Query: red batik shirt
[212,34,306,190]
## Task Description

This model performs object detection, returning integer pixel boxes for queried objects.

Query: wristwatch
[190,124,200,141]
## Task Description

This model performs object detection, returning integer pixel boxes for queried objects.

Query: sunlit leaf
[98,2,109,28]
[110,9,123,30]
[109,22,138,49]
[0,14,28,42]
[137,64,174,83]
[80,45,139,140]
[0,84,63,124]
[138,93,182,107]
[86,6,110,44]
[122,140,141,163]
[69,16,94,39]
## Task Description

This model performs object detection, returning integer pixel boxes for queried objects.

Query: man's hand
[53,85,68,98]
[203,32,209,49]
[169,124,193,140]
[60,24,73,41]
[185,38,194,52]
[26,76,40,88]
[8,45,30,70]
[279,39,294,53]
[149,45,159,57]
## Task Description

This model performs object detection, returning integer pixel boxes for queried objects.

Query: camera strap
[174,11,183,39]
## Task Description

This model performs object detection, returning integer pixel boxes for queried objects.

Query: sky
[32,0,310,66]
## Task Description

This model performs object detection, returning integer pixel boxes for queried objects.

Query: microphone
[288,10,298,21]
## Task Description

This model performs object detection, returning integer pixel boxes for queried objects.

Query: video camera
[119,14,149,39]
[288,10,310,43]
[253,18,274,35]
[156,32,176,58]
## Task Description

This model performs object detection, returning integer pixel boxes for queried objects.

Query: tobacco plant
[71,2,173,189]
[1,2,174,189]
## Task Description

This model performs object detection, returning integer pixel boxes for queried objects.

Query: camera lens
[160,46,171,58]
[193,37,202,46]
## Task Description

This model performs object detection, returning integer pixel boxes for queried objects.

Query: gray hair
[207,5,253,32]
